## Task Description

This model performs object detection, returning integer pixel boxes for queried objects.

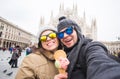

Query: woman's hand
[54,73,68,79]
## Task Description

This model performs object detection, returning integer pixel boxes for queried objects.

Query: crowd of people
[1,46,22,76]
[2,45,35,76]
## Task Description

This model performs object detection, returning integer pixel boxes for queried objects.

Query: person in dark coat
[54,16,120,79]
[11,48,19,68]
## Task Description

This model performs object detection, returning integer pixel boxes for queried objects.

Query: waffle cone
[58,68,66,74]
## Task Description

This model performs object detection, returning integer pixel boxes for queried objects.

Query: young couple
[15,17,120,79]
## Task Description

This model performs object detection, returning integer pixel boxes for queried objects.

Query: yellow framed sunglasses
[40,32,57,42]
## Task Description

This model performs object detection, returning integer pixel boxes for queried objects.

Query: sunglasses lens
[40,33,57,42]
[49,33,57,39]
[40,36,47,42]
[57,32,64,39]
[66,27,73,35]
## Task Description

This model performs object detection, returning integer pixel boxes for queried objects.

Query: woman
[15,26,62,79]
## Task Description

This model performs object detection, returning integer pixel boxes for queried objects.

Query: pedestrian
[54,16,120,79]
[16,45,22,56]
[9,47,13,54]
[15,26,63,79]
[25,46,32,55]
[11,48,20,68]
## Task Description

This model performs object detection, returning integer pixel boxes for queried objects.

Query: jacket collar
[35,49,55,60]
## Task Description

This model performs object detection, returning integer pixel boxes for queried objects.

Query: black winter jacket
[64,27,120,79]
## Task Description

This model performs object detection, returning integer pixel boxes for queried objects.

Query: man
[55,16,120,79]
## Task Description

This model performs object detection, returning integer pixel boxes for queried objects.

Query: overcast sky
[0,0,120,41]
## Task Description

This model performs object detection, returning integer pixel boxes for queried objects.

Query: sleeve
[86,45,120,79]
[15,56,36,79]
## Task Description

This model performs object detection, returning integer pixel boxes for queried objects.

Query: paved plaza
[0,50,26,79]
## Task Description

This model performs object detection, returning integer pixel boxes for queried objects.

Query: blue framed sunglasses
[57,26,74,39]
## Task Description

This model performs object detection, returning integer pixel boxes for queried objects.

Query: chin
[48,47,57,51]
[66,44,74,48]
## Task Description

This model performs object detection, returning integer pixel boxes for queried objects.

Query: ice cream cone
[54,50,69,74]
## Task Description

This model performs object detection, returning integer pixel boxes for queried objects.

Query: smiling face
[41,30,59,51]
[59,27,78,48]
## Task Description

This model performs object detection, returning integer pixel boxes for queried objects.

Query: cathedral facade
[39,4,97,40]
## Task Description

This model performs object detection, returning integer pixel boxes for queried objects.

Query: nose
[46,36,51,41]
[64,32,69,38]
[46,36,54,41]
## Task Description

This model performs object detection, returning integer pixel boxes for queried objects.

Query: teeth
[47,42,54,46]
[67,40,71,42]
[65,39,72,42]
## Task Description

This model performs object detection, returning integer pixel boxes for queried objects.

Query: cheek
[55,38,59,45]
[72,31,78,42]
[41,42,46,48]
[73,35,77,42]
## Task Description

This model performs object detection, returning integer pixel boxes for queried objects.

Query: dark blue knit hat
[57,16,81,32]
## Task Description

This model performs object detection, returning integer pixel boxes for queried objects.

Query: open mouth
[64,38,72,43]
